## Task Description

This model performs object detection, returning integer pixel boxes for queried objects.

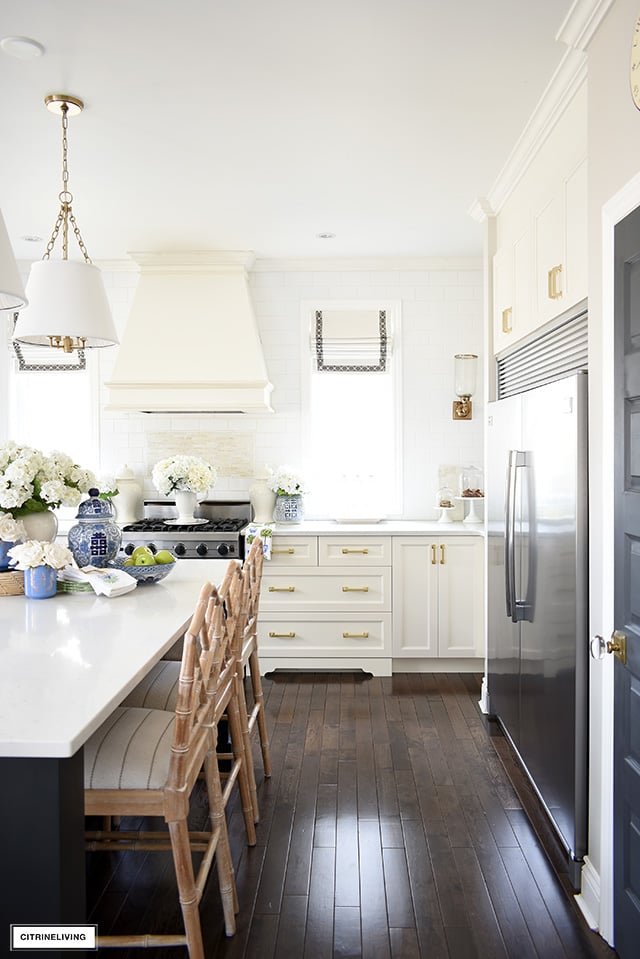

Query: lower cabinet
[257,532,484,675]
[258,535,393,675]
[392,536,484,660]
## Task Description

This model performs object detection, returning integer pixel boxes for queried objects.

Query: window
[7,336,99,472]
[302,302,402,518]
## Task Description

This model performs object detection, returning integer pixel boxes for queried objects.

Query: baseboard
[575,856,601,931]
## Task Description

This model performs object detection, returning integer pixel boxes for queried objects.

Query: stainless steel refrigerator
[487,371,588,886]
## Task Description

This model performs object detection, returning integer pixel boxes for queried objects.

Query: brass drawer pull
[440,544,445,565]
[268,631,296,638]
[342,585,369,592]
[547,263,563,300]
[342,547,369,554]
[501,307,512,334]
[343,631,369,639]
[431,544,437,565]
[273,548,295,554]
[268,585,295,592]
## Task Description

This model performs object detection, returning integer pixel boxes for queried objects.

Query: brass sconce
[452,353,478,420]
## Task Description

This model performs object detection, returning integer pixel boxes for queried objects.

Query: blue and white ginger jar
[68,488,122,568]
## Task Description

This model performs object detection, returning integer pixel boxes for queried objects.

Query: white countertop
[269,519,484,536]
[0,559,229,758]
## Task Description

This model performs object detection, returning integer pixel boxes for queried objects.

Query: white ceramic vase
[174,490,198,524]
[249,478,277,524]
[20,510,58,543]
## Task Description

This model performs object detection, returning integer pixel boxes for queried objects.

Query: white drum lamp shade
[13,259,118,348]
[0,209,27,311]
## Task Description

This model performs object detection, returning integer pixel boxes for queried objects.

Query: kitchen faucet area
[1,1,640,956]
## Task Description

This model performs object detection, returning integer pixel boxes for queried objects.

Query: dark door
[613,204,640,958]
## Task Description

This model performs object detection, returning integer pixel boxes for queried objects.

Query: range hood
[106,251,273,413]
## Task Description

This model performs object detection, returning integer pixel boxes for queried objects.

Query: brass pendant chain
[43,101,92,264]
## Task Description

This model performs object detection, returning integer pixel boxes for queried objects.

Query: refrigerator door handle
[505,450,525,623]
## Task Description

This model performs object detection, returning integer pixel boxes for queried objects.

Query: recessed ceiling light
[316,232,336,239]
[22,235,43,243]
[0,36,45,59]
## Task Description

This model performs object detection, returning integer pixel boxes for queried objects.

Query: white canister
[249,475,277,524]
[112,465,143,524]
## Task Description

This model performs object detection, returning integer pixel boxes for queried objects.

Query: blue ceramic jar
[68,488,121,568]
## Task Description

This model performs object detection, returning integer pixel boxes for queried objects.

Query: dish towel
[245,524,273,560]
[58,564,138,597]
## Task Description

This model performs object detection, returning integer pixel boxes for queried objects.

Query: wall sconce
[13,94,118,354]
[452,353,478,420]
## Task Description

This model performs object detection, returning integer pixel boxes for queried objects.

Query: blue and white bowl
[108,557,176,584]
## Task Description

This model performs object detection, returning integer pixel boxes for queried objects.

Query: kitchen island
[0,558,228,955]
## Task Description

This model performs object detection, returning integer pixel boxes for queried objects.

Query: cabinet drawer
[318,536,391,566]
[268,536,318,566]
[261,567,391,611]
[258,613,392,656]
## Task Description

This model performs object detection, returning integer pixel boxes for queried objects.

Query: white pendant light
[13,94,118,353]
[0,208,27,311]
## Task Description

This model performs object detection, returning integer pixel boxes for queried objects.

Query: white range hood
[106,251,273,413]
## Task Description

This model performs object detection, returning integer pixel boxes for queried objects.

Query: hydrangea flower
[151,455,217,496]
[0,442,97,516]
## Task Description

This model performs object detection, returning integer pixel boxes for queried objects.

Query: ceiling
[0,0,575,264]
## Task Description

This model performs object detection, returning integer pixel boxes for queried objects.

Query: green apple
[123,557,135,566]
[131,546,155,564]
[134,552,156,566]
[154,550,176,565]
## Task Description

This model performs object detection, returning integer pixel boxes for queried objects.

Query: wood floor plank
[86,672,616,959]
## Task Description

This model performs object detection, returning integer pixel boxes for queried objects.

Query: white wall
[93,259,484,517]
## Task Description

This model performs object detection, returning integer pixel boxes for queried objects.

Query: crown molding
[468,0,614,220]
[556,0,616,51]
[251,256,482,272]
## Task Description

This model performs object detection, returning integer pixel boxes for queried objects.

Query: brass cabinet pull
[342,547,369,554]
[440,544,445,565]
[431,544,437,565]
[268,631,296,638]
[273,548,295,554]
[501,307,513,334]
[341,585,369,592]
[343,631,369,639]
[268,585,295,592]
[547,264,563,300]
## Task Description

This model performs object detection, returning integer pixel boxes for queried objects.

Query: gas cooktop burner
[122,518,247,534]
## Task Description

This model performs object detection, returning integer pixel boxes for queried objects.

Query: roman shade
[313,308,391,372]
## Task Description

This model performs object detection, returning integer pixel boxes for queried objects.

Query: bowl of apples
[109,546,177,584]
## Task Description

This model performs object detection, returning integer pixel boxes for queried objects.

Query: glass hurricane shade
[13,259,118,348]
[0,209,27,311]
[454,353,478,398]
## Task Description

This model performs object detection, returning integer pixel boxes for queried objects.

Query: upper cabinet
[492,82,587,356]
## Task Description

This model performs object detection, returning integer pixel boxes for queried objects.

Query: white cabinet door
[392,538,438,657]
[534,191,565,326]
[437,537,484,657]
[564,156,588,308]
[392,536,483,658]
[493,246,515,354]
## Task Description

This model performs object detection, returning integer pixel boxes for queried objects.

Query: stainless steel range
[118,500,251,560]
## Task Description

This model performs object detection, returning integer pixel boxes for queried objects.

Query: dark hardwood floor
[86,672,616,958]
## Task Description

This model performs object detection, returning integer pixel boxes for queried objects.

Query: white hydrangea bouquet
[8,540,73,570]
[0,442,97,516]
[151,455,217,496]
[0,511,27,543]
[268,465,308,496]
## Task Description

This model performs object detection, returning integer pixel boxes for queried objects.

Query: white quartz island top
[270,519,484,536]
[0,558,229,759]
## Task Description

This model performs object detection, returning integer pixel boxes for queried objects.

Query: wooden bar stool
[84,582,238,957]
[121,560,259,840]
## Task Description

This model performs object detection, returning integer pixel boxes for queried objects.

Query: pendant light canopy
[13,94,118,353]
[0,208,27,311]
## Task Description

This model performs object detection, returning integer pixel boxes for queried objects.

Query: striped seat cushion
[84,706,175,790]
[121,661,181,711]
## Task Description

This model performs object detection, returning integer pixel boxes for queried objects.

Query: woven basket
[0,570,24,596]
